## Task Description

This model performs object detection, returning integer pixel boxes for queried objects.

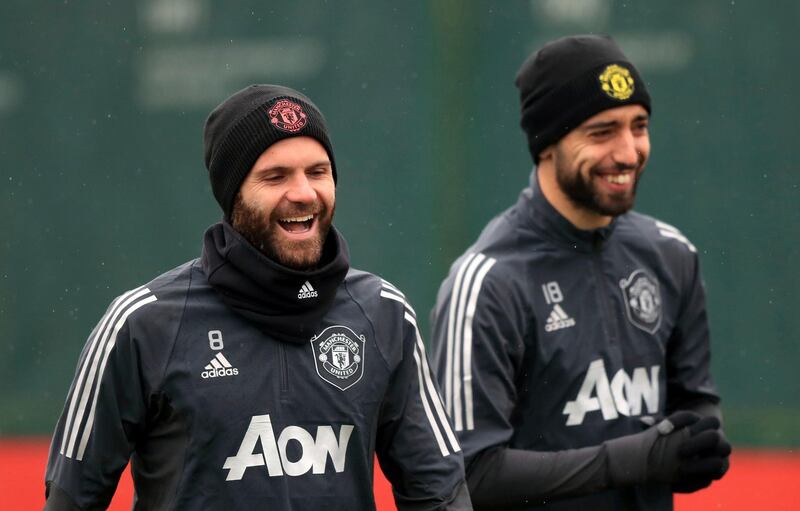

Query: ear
[538,145,554,162]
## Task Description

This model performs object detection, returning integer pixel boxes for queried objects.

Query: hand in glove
[606,411,731,490]
[671,420,731,492]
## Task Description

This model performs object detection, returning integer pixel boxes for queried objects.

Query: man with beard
[44,85,471,511]
[429,35,730,510]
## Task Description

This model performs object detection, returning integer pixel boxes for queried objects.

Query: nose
[612,129,640,168]
[285,173,317,204]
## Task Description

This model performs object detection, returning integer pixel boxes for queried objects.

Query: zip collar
[519,169,617,252]
[200,221,350,343]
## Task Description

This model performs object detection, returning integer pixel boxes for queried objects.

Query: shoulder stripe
[60,286,146,457]
[405,311,461,457]
[658,229,697,253]
[461,257,497,430]
[447,253,482,425]
[444,253,496,431]
[655,220,679,232]
[60,287,157,460]
[380,279,404,297]
[380,289,417,317]
[76,293,157,460]
[381,288,459,456]
[655,220,697,252]
[445,253,478,417]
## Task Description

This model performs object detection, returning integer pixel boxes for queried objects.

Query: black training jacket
[430,175,719,510]
[45,222,469,511]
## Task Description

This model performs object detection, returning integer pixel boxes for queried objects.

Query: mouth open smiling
[278,214,316,234]
[602,173,632,185]
[593,169,637,193]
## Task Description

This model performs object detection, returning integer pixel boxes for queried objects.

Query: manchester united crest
[598,64,635,101]
[620,269,662,334]
[268,99,307,133]
[310,326,365,391]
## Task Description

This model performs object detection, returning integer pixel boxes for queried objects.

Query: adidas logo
[545,304,576,332]
[201,353,239,379]
[298,280,318,299]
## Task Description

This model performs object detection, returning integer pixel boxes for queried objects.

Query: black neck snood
[200,222,350,343]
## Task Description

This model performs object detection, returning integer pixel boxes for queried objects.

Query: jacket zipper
[278,343,289,399]
[592,235,618,346]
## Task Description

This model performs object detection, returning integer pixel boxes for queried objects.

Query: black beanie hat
[516,34,651,163]
[203,84,337,217]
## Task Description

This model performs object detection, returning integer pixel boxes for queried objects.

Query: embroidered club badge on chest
[619,269,662,334]
[310,326,366,391]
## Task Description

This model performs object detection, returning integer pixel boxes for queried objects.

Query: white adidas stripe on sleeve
[445,253,477,417]
[656,220,697,253]
[380,286,459,456]
[380,279,404,297]
[76,293,157,460]
[451,254,487,431]
[461,257,496,430]
[61,286,148,457]
[655,220,679,233]
[658,229,697,253]
[444,253,496,431]
[406,311,461,456]
[60,287,157,460]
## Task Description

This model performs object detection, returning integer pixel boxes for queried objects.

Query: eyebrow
[255,160,331,174]
[581,114,650,131]
[582,120,618,131]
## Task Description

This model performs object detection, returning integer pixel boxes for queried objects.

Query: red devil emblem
[268,99,307,133]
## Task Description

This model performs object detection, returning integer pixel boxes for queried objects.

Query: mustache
[272,203,324,219]
[593,157,645,174]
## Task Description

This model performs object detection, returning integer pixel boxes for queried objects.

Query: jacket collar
[519,169,617,252]
[200,221,350,343]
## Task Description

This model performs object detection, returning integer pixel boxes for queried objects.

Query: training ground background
[1,1,798,508]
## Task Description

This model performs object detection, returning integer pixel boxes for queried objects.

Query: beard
[230,194,334,271]
[555,154,644,217]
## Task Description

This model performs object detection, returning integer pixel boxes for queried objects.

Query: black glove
[672,424,731,493]
[606,411,730,489]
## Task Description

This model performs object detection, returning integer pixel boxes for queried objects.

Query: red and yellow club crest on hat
[598,64,635,100]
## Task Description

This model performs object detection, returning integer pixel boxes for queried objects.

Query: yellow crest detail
[598,64,634,100]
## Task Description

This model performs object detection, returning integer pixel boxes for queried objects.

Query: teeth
[281,214,314,223]
[604,174,632,184]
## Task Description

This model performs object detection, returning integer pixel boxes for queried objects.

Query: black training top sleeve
[665,251,720,413]
[430,253,528,465]
[375,289,469,511]
[466,444,612,509]
[430,250,639,509]
[44,288,159,510]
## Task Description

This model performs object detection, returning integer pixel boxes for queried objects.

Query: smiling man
[230,136,336,270]
[44,85,471,511]
[429,36,730,510]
